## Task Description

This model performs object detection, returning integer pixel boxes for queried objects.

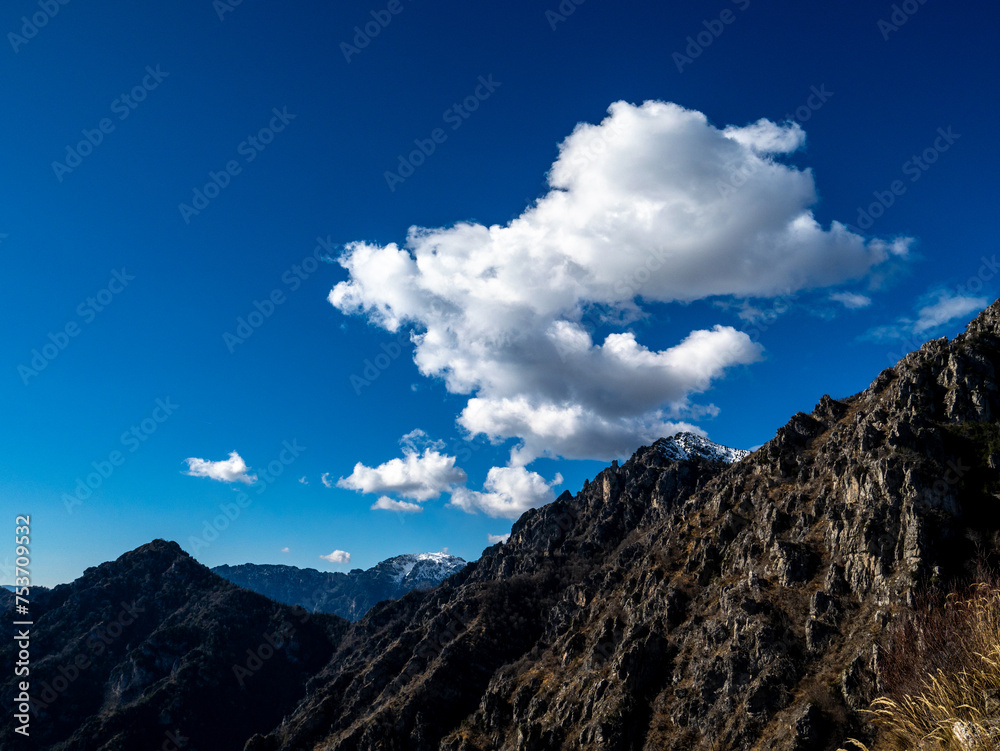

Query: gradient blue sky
[2,0,998,586]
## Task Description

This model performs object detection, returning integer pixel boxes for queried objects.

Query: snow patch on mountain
[656,432,751,464]
[383,552,467,584]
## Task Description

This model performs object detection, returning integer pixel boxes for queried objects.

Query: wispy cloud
[862,291,987,344]
[829,291,872,310]
[487,533,511,544]
[371,496,423,513]
[913,293,987,333]
[321,472,333,488]
[184,451,256,484]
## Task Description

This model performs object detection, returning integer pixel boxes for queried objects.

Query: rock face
[251,302,1000,751]
[213,552,467,622]
[6,300,1000,751]
[0,541,346,751]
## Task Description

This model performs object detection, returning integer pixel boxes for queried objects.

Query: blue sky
[2,0,998,586]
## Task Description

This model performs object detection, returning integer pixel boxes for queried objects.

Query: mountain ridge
[6,300,1000,750]
[212,552,467,621]
[250,301,1000,750]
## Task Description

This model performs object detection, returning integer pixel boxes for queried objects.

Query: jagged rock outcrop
[213,552,467,621]
[250,301,1000,751]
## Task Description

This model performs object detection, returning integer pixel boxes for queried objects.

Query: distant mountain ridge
[212,551,467,621]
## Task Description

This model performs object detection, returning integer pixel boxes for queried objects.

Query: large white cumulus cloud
[330,101,908,463]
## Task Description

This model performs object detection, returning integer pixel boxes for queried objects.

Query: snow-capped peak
[382,552,467,584]
[656,432,751,464]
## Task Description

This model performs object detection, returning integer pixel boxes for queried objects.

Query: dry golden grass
[840,584,1000,750]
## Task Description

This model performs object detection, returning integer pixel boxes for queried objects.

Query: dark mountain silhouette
[6,299,1000,750]
[2,584,48,612]
[0,540,346,751]
[212,552,467,621]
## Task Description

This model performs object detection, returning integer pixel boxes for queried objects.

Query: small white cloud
[714,297,795,325]
[723,117,806,154]
[338,433,467,501]
[488,533,511,544]
[298,476,308,485]
[321,473,333,488]
[184,451,256,484]
[913,293,987,333]
[371,496,423,513]
[450,466,563,519]
[281,547,290,553]
[320,550,351,564]
[829,291,872,310]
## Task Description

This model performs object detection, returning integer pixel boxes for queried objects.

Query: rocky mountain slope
[6,300,1000,751]
[248,302,1000,751]
[212,552,467,621]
